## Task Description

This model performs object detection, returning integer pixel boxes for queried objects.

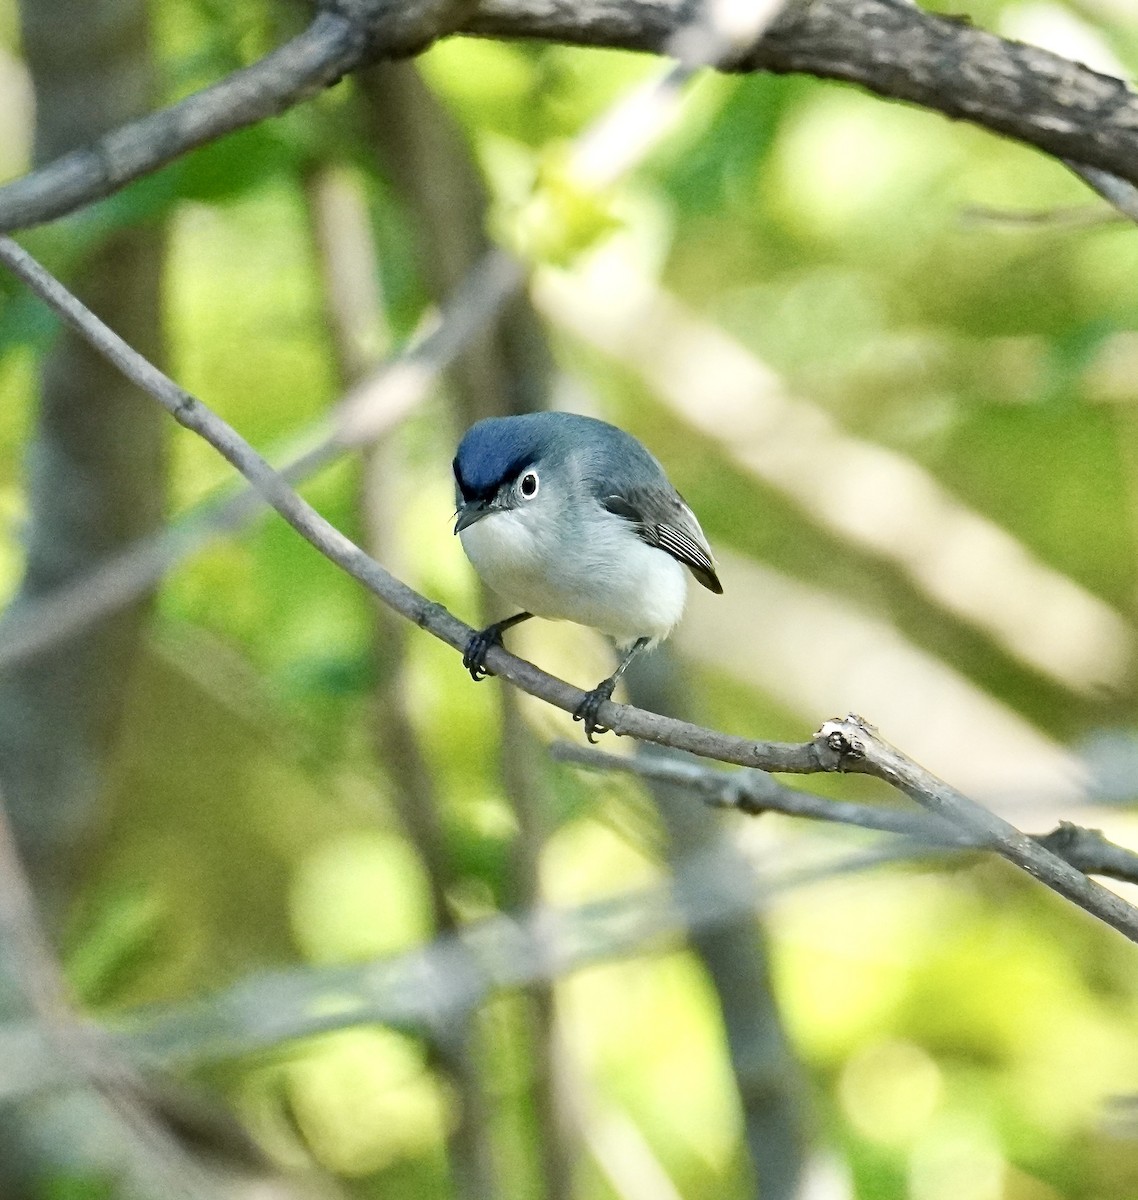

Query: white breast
[460,505,688,649]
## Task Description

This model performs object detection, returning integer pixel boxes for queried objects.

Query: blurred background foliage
[2,0,1138,1197]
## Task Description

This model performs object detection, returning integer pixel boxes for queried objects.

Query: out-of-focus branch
[622,654,809,1200]
[359,63,550,421]
[361,58,571,1199]
[961,202,1126,229]
[1035,822,1138,883]
[553,742,1138,886]
[0,817,1127,1108]
[0,837,920,1105]
[0,785,78,1033]
[498,691,576,1200]
[4,236,1138,950]
[304,159,500,1200]
[4,0,1138,230]
[0,0,167,910]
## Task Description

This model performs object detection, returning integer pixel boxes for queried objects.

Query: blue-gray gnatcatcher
[453,412,722,741]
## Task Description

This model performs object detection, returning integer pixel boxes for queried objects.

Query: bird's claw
[573,678,617,743]
[463,626,500,681]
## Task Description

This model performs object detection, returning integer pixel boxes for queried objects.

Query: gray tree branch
[3,234,1138,953]
[1,0,1138,231]
[552,742,1138,886]
[820,715,1138,938]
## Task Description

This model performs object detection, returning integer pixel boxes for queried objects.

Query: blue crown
[454,415,549,500]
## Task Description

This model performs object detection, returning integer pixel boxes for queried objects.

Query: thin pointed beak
[454,501,491,534]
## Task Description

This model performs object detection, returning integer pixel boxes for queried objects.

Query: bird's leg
[464,612,533,681]
[573,637,650,743]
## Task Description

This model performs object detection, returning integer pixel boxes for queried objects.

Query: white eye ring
[519,471,539,499]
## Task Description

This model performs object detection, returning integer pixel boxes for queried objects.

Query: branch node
[414,599,449,630]
[317,0,474,60]
[815,713,873,770]
[1041,819,1088,850]
[171,390,198,425]
[729,785,766,816]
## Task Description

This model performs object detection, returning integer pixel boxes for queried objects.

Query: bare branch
[3,0,1138,230]
[552,742,1138,886]
[3,237,1138,950]
[554,741,978,839]
[819,716,1138,941]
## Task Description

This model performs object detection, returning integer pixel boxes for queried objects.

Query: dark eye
[519,471,539,499]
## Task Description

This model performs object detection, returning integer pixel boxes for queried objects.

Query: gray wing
[603,486,723,594]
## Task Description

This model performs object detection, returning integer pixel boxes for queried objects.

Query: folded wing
[603,487,723,594]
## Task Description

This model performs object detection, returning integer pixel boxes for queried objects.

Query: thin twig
[819,716,1138,941]
[552,742,1138,885]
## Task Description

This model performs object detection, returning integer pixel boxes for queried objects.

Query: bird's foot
[573,677,617,743]
[464,624,505,681]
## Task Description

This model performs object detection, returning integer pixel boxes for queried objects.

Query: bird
[452,411,722,741]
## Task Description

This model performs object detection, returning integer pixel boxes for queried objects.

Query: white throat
[460,505,688,648]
